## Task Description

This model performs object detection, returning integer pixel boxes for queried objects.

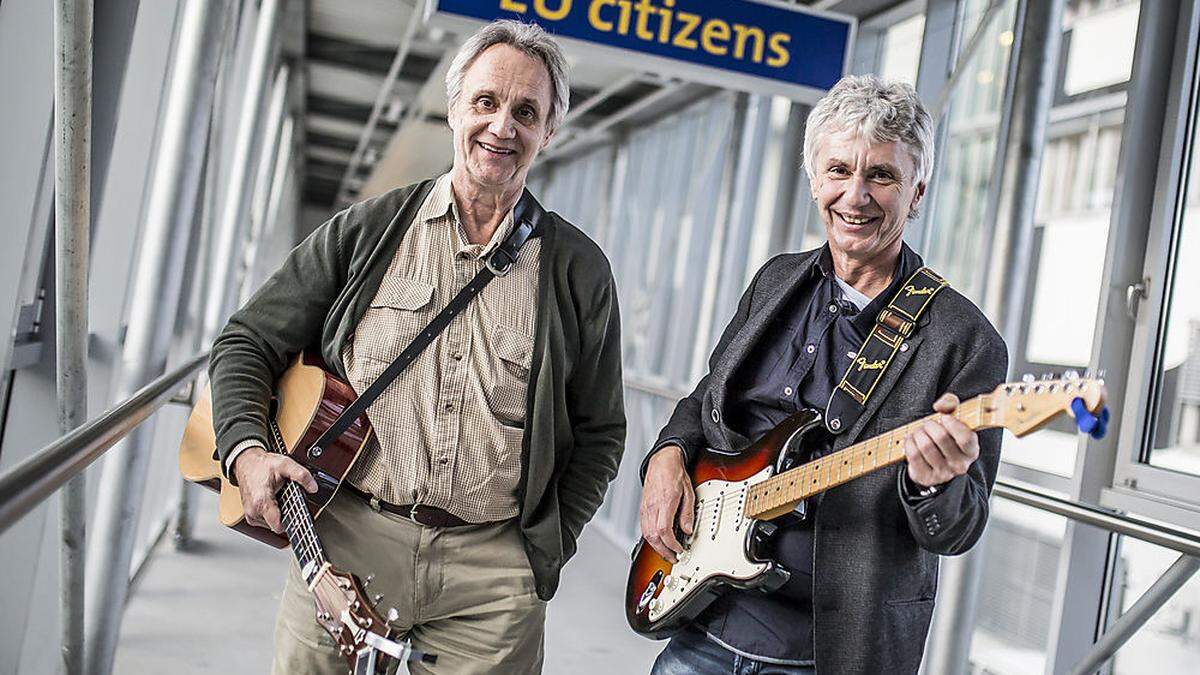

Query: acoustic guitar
[179,351,436,671]
[626,374,1108,639]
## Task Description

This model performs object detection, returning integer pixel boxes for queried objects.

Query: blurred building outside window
[1111,537,1200,672]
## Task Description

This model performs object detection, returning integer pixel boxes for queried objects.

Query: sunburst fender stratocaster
[626,376,1108,639]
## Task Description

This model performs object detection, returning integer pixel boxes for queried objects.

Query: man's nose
[846,175,872,206]
[488,108,517,140]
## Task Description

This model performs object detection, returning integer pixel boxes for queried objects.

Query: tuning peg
[1064,370,1080,380]
[363,574,375,587]
[373,593,384,605]
[1041,373,1053,380]
[1022,373,1035,383]
[386,607,400,623]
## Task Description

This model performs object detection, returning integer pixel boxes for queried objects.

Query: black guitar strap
[306,191,543,459]
[824,267,948,435]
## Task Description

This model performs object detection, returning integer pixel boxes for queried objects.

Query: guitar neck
[266,419,328,580]
[745,394,1002,520]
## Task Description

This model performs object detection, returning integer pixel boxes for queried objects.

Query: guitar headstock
[308,564,436,672]
[989,373,1108,437]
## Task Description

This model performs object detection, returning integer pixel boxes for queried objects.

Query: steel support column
[1069,555,1200,675]
[83,2,232,674]
[52,2,93,673]
[236,64,290,305]
[239,113,296,306]
[203,0,284,340]
[984,0,1064,342]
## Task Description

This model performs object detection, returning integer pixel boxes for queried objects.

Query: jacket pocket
[355,276,435,363]
[487,324,534,426]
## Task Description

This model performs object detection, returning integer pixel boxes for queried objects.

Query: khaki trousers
[271,491,546,674]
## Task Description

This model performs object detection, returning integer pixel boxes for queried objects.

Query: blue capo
[1071,398,1111,439]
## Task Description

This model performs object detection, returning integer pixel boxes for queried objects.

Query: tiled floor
[114,489,662,674]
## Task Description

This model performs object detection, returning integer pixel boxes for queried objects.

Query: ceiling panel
[309,0,416,48]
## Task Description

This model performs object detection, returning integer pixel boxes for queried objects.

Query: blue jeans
[650,629,817,675]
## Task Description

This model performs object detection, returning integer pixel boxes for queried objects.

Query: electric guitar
[625,374,1108,639]
[179,352,436,672]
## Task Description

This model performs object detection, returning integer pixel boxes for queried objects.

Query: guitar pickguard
[645,465,776,624]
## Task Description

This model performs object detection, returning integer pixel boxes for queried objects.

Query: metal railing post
[82,2,233,674]
[52,2,93,673]
[204,0,284,341]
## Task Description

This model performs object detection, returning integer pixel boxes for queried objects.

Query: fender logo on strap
[903,284,937,297]
[855,357,887,371]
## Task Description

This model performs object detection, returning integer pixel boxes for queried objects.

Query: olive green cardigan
[209,180,626,600]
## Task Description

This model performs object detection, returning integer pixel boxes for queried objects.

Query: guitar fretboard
[745,395,1000,520]
[267,419,327,580]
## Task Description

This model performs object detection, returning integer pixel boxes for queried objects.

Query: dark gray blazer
[651,249,1007,674]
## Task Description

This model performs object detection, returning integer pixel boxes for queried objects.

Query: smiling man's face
[811,129,925,265]
[448,44,555,196]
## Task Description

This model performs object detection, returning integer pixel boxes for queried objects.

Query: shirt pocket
[486,324,534,426]
[354,276,436,363]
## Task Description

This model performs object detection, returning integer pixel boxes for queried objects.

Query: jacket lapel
[710,252,819,448]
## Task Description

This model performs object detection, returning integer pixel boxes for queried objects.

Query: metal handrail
[0,352,208,535]
[993,479,1200,558]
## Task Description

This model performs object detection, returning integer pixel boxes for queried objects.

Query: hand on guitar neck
[233,446,319,534]
[902,392,981,490]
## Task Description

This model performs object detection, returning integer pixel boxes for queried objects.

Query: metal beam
[1068,555,1200,675]
[203,0,284,341]
[52,2,93,672]
[83,2,233,673]
[334,3,424,205]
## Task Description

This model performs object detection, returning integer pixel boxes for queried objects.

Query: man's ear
[539,126,556,151]
[910,181,927,212]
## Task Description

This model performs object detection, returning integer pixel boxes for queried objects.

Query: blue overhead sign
[426,0,855,101]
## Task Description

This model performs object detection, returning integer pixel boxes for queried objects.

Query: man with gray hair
[640,75,1006,674]
[208,19,625,673]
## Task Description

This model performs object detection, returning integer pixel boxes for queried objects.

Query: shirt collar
[428,173,516,260]
[813,242,925,333]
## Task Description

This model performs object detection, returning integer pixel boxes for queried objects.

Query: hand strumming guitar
[233,447,318,534]
[639,445,695,563]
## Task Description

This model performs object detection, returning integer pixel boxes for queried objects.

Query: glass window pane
[923,0,1019,302]
[1147,78,1200,475]
[968,500,1067,673]
[879,13,926,86]
[1110,538,1200,672]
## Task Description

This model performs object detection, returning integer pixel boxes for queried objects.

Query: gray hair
[445,20,571,131]
[803,75,935,186]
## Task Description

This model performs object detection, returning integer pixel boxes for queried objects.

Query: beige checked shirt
[342,174,541,522]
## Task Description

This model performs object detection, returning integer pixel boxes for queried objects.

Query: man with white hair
[208,20,625,674]
[640,76,1007,674]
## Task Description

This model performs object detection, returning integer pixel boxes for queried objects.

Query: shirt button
[452,352,463,361]
[784,386,794,396]
[806,344,816,354]
[439,458,449,465]
[445,402,454,411]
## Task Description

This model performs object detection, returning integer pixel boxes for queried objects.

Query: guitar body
[179,351,374,547]
[627,376,1110,640]
[626,408,824,639]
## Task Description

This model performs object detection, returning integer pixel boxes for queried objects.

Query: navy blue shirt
[698,244,920,664]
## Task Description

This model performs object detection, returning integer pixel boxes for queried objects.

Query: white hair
[445,20,571,131]
[803,75,935,186]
